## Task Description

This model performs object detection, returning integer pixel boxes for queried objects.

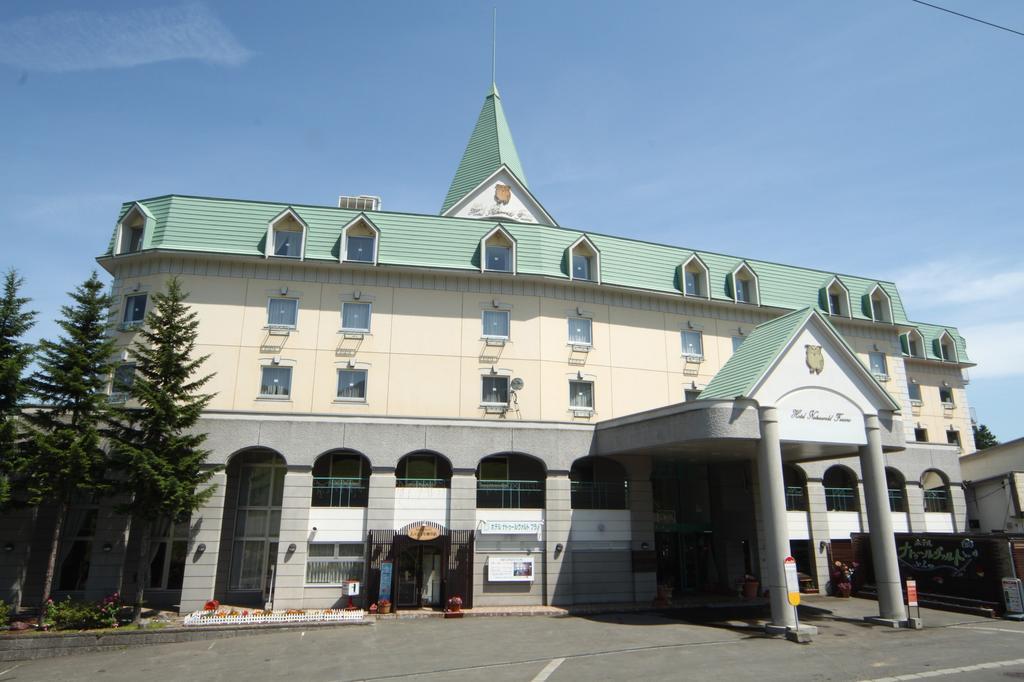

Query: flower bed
[184,608,364,627]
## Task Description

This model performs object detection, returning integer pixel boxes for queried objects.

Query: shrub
[0,600,9,628]
[45,592,121,630]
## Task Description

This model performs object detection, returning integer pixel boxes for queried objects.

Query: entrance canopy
[594,308,904,462]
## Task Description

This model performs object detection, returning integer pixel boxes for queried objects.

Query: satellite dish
[510,377,524,391]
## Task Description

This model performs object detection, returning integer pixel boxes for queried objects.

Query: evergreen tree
[23,272,117,610]
[106,277,216,625]
[0,270,36,508]
[973,423,999,450]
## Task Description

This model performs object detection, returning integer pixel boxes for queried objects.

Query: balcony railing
[477,479,545,509]
[396,477,449,489]
[571,481,629,510]
[888,489,906,512]
[311,477,368,508]
[785,486,806,511]
[824,487,858,512]
[924,489,950,513]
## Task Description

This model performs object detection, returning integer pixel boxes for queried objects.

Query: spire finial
[491,7,497,87]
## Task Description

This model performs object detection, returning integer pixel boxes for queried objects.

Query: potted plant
[742,574,760,600]
[378,599,392,614]
[830,560,855,598]
[445,595,464,618]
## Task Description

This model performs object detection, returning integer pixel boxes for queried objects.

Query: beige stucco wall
[107,258,975,444]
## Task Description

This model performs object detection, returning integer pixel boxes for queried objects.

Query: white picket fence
[184,608,364,627]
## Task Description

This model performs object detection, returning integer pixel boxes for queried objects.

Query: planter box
[184,609,364,627]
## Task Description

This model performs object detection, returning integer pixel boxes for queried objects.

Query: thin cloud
[0,3,250,72]
[891,259,1024,309]
[960,321,1024,380]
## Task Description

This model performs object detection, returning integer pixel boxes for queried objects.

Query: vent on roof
[338,195,381,211]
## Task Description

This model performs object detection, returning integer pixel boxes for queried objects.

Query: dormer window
[902,329,925,358]
[681,254,710,299]
[568,236,600,283]
[866,284,892,323]
[480,226,516,274]
[115,204,150,255]
[266,208,307,260]
[937,331,958,362]
[730,262,759,305]
[341,215,379,264]
[822,277,850,317]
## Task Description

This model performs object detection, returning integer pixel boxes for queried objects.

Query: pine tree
[0,270,37,508]
[973,423,999,450]
[23,272,117,610]
[106,277,217,625]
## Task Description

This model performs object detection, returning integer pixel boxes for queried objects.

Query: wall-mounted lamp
[347,359,356,368]
[576,370,583,381]
[554,543,564,553]
[490,365,497,375]
[272,355,281,365]
[353,290,361,300]
[819,541,828,553]
[737,327,745,336]
[3,542,13,552]
[102,543,113,553]
[197,543,206,553]
[576,306,584,316]
[280,286,288,295]
[942,380,950,387]
[640,542,650,551]
[287,543,297,553]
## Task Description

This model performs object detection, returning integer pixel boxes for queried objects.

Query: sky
[1,1,1021,440]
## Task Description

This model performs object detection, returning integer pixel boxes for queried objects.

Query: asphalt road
[4,599,1024,681]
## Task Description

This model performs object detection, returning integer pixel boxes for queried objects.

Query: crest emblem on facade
[805,344,824,375]
[494,183,512,205]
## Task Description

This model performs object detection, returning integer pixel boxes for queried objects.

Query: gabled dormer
[935,330,959,363]
[114,202,153,255]
[901,328,925,358]
[340,214,380,265]
[728,262,760,305]
[567,236,600,283]
[265,207,307,260]
[679,254,710,299]
[440,84,556,226]
[820,276,851,317]
[863,283,893,323]
[480,225,516,274]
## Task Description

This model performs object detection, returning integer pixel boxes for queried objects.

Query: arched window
[396,451,452,488]
[570,457,628,510]
[823,466,859,512]
[784,465,807,511]
[477,453,546,509]
[921,470,951,513]
[311,450,370,507]
[228,448,287,594]
[885,468,906,512]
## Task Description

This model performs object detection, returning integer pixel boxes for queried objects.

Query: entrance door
[396,546,443,608]
[655,532,713,593]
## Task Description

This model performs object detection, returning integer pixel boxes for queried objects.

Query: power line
[909,0,1024,39]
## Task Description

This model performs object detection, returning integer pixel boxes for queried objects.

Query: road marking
[953,625,1024,635]
[0,664,20,678]
[858,657,1024,681]
[208,642,215,650]
[531,658,565,682]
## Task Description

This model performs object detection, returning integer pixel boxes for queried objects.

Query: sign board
[378,561,393,602]
[487,556,535,582]
[776,389,866,446]
[1003,578,1024,615]
[906,579,918,607]
[784,556,801,607]
[344,580,360,596]
[479,520,544,538]
[407,524,441,541]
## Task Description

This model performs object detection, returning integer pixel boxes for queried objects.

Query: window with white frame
[346,235,375,263]
[681,256,709,298]
[482,310,510,339]
[939,334,957,362]
[485,244,512,272]
[267,298,298,329]
[906,332,923,357]
[907,381,922,403]
[122,294,147,329]
[681,330,704,359]
[273,229,302,258]
[341,302,371,332]
[336,368,367,401]
[568,317,592,346]
[939,386,954,406]
[149,520,189,590]
[259,366,292,398]
[569,380,594,411]
[869,352,888,379]
[736,278,753,304]
[828,293,842,316]
[306,543,365,585]
[572,254,593,281]
[482,376,509,405]
[122,225,144,254]
[109,363,135,401]
[684,270,702,297]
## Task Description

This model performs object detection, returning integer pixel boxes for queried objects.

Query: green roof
[441,84,528,215]
[908,321,972,363]
[699,308,902,408]
[104,194,969,361]
[699,308,814,400]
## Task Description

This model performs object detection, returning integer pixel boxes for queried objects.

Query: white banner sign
[488,556,535,582]
[479,520,544,538]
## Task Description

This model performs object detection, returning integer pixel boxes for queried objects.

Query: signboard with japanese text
[487,556,535,582]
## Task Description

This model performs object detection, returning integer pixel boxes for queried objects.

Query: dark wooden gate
[365,527,475,609]
[448,530,475,609]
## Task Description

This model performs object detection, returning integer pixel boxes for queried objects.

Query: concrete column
[628,475,656,603]
[366,469,397,531]
[905,483,926,532]
[270,467,313,610]
[804,479,832,591]
[756,407,797,631]
[858,415,908,625]
[545,472,572,606]
[950,484,968,533]
[179,470,227,614]
[449,470,477,532]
